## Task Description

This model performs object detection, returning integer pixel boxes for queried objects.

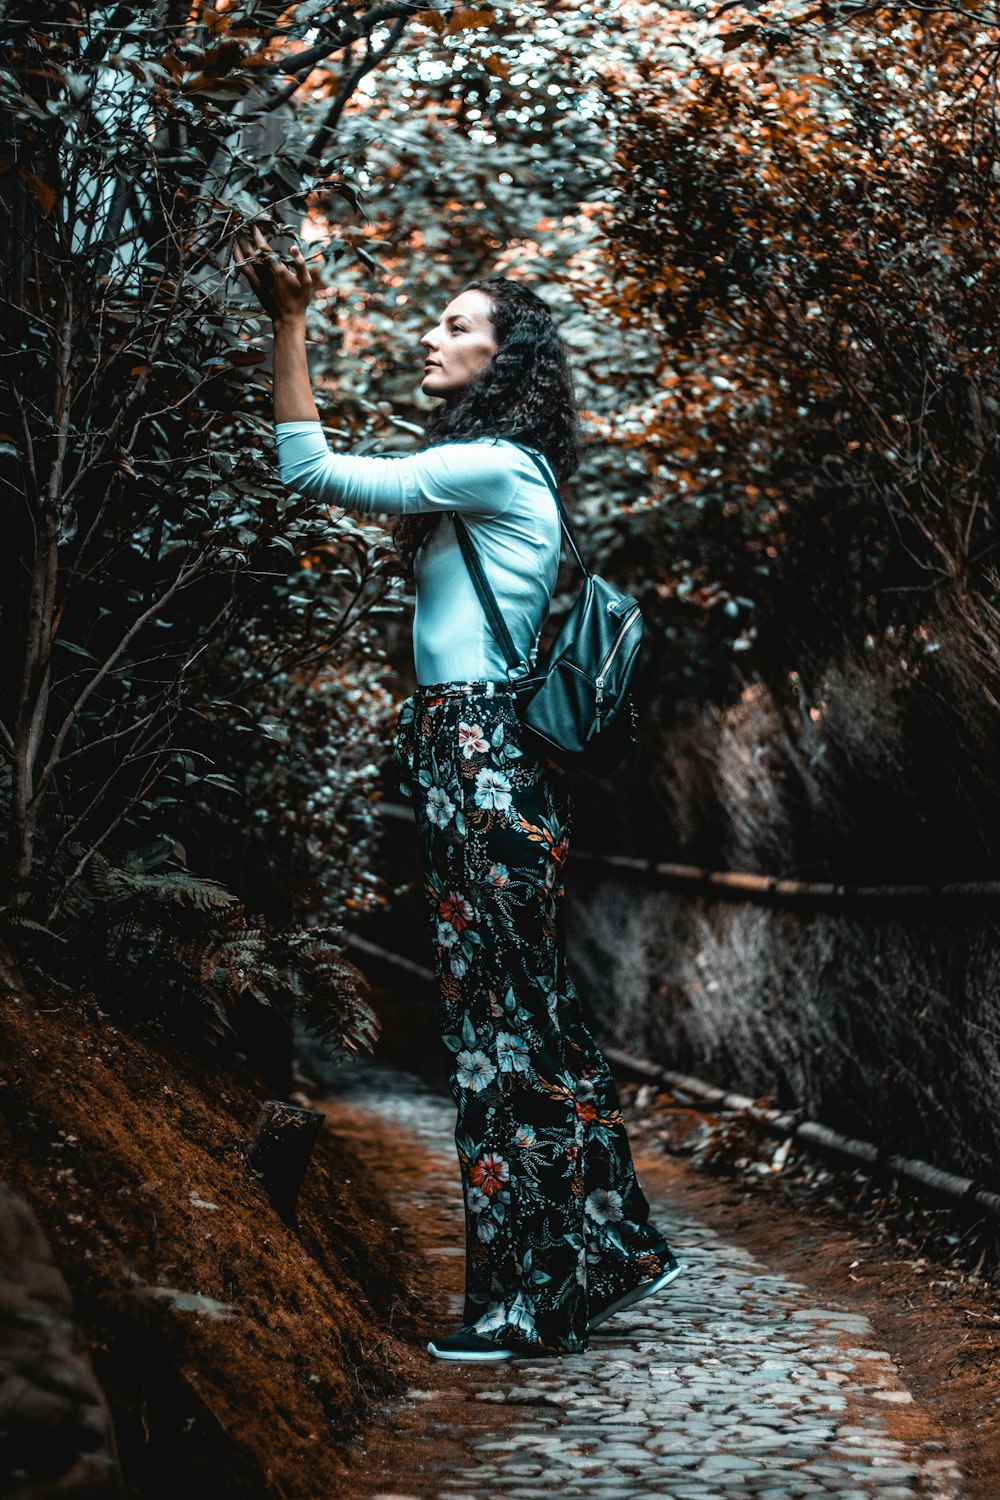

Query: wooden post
[238,1100,324,1231]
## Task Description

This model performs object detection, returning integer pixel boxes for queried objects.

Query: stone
[0,1183,124,1500]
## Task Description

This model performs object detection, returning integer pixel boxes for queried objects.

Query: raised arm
[233,224,517,518]
[274,421,518,517]
[233,222,319,423]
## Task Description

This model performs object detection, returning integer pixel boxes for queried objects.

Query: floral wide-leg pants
[394,681,678,1355]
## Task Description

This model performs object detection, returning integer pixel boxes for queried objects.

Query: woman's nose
[420,329,439,351]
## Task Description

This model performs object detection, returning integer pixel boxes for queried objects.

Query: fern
[87,853,238,912]
[4,828,379,1062]
[266,928,380,1054]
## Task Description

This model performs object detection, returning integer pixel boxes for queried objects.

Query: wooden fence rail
[375,800,1000,906]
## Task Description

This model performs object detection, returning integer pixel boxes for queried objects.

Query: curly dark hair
[391,276,580,572]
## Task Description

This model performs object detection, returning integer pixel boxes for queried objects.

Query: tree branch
[306,15,410,164]
[260,1,432,76]
[246,0,440,117]
[31,552,209,811]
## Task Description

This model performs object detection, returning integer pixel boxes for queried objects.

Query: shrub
[0,2,437,1051]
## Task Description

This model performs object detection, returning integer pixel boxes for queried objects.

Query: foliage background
[5,0,1000,1178]
[569,1,1000,1183]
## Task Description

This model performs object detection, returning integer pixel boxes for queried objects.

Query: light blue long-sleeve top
[274,420,562,686]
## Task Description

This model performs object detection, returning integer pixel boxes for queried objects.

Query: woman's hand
[233,222,313,325]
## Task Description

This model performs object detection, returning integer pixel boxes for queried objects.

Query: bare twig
[31,552,209,811]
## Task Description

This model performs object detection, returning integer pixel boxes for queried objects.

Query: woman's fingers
[234,224,275,267]
[232,243,255,285]
[231,223,313,315]
[251,222,273,255]
[288,242,312,289]
[232,234,264,295]
[233,229,256,269]
[233,228,279,294]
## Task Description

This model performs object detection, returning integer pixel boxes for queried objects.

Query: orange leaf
[21,170,54,217]
[416,8,446,34]
[485,53,509,79]
[224,349,267,366]
[448,6,494,34]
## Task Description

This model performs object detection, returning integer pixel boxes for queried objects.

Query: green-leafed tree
[0,1,489,1051]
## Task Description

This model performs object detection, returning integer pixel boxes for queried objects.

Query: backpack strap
[452,515,526,677]
[508,443,590,579]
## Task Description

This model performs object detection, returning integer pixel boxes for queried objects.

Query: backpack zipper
[589,605,641,738]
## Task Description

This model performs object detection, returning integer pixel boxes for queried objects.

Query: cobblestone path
[314,1058,965,1500]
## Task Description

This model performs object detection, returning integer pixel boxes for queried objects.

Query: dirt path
[302,1053,984,1500]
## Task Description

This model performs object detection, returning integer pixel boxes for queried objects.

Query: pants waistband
[414,677,541,701]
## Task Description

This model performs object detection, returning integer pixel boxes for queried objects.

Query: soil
[0,990,428,1500]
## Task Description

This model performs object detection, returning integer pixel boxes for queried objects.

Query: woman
[234,224,682,1362]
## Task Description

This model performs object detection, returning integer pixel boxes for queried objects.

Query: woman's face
[420,289,498,398]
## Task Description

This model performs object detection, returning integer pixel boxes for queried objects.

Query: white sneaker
[427,1330,516,1361]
